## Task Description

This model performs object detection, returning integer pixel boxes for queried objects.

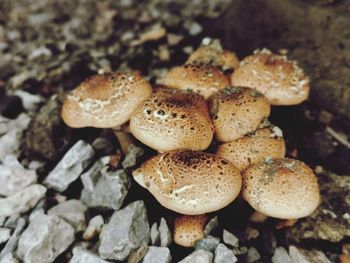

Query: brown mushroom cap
[208,87,271,142]
[61,71,152,128]
[132,150,242,215]
[130,91,214,152]
[231,49,310,105]
[173,214,209,247]
[163,64,230,99]
[216,126,286,171]
[242,158,320,219]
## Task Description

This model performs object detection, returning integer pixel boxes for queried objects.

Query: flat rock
[0,184,46,217]
[48,199,87,231]
[0,218,26,259]
[142,246,171,263]
[178,249,213,263]
[17,211,75,263]
[98,200,150,261]
[159,218,172,247]
[195,235,220,253]
[0,228,11,244]
[150,222,160,246]
[70,247,108,263]
[272,247,291,263]
[214,243,237,263]
[223,230,239,248]
[81,158,130,209]
[0,155,37,196]
[289,246,331,263]
[44,140,94,192]
[82,215,104,241]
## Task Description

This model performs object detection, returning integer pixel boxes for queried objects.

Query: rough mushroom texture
[231,49,310,105]
[242,158,320,219]
[173,214,209,247]
[208,86,271,142]
[133,150,242,215]
[130,91,214,152]
[163,64,230,99]
[216,126,286,171]
[61,72,152,128]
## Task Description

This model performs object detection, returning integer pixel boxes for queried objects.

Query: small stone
[83,215,104,241]
[159,218,172,247]
[184,21,202,36]
[0,184,46,217]
[92,137,115,156]
[98,201,150,261]
[272,247,292,263]
[48,199,87,231]
[12,90,43,112]
[223,229,239,248]
[214,243,237,263]
[289,246,332,263]
[142,246,171,263]
[44,140,95,192]
[179,249,213,263]
[0,155,37,196]
[0,228,11,244]
[167,33,183,46]
[128,241,148,263]
[0,253,19,263]
[122,144,144,169]
[247,247,261,263]
[195,235,220,252]
[0,218,26,259]
[204,216,219,236]
[245,227,259,241]
[150,222,160,245]
[70,247,109,263]
[17,211,75,263]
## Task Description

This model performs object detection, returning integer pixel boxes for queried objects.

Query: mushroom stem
[249,211,269,223]
[275,218,298,229]
[113,129,135,155]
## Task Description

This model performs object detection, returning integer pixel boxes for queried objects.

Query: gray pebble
[70,247,108,263]
[272,247,291,263]
[223,229,239,248]
[247,247,261,263]
[178,249,213,263]
[195,235,220,252]
[150,222,160,246]
[214,243,237,263]
[159,218,172,247]
[142,246,171,263]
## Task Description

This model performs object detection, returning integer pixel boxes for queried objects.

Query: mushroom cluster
[61,39,320,248]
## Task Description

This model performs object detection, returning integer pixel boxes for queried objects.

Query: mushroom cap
[173,214,209,247]
[133,150,242,215]
[163,64,230,99]
[242,158,320,219]
[208,87,271,142]
[216,126,286,171]
[61,72,152,128]
[231,49,310,105]
[130,91,214,152]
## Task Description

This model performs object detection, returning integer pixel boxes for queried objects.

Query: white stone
[142,246,171,263]
[83,215,104,241]
[178,249,213,263]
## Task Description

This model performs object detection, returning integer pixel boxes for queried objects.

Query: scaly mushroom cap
[163,64,230,99]
[61,72,152,128]
[130,91,214,152]
[216,126,286,171]
[208,87,271,142]
[174,214,209,247]
[231,49,310,105]
[242,158,320,219]
[133,150,242,215]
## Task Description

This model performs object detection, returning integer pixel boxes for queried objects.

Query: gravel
[195,235,220,253]
[142,246,171,263]
[179,249,213,263]
[159,218,172,247]
[70,247,109,263]
[223,229,239,248]
[214,243,237,263]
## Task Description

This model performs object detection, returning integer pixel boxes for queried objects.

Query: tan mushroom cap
[242,158,320,219]
[163,64,230,99]
[130,91,214,152]
[174,214,209,247]
[231,49,310,105]
[61,71,152,128]
[216,126,286,171]
[208,87,271,142]
[133,150,242,215]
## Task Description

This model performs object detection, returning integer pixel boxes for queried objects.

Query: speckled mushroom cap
[242,158,320,219]
[208,87,271,142]
[216,126,286,171]
[231,49,310,105]
[61,71,152,128]
[163,64,230,99]
[130,91,214,152]
[173,214,209,247]
[132,150,242,215]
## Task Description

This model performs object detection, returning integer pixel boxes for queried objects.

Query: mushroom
[173,214,209,247]
[186,39,239,71]
[231,49,310,105]
[163,64,230,99]
[216,125,286,171]
[132,150,242,215]
[208,87,270,142]
[130,91,214,152]
[61,71,152,128]
[242,158,320,219]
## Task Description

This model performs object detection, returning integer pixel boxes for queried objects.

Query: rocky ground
[0,0,349,262]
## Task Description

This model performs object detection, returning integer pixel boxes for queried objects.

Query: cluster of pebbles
[0,40,337,263]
